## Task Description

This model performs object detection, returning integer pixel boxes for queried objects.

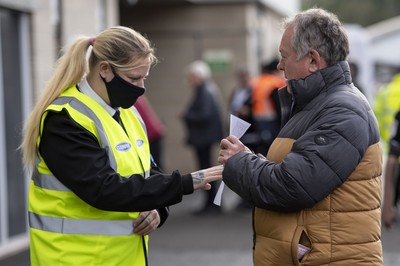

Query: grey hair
[186,60,211,80]
[282,8,349,66]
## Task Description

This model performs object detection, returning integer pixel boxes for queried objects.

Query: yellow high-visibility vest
[29,85,151,266]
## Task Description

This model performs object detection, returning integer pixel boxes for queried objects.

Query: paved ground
[149,189,400,266]
[1,188,400,265]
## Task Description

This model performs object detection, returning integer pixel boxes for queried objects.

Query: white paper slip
[213,115,251,206]
[230,114,251,138]
[213,181,225,206]
[297,244,310,260]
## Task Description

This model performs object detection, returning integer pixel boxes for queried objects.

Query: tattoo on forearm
[192,170,205,183]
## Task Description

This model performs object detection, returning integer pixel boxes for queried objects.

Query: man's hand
[191,165,223,190]
[218,135,251,165]
[133,210,160,235]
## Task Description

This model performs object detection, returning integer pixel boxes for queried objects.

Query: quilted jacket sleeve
[223,102,372,212]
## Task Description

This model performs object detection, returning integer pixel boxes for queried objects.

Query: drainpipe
[97,0,106,32]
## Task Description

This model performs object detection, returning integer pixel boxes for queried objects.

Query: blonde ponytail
[21,36,91,172]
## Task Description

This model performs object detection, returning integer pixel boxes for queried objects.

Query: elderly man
[218,8,383,265]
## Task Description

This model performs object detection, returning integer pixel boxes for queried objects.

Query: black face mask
[101,72,145,108]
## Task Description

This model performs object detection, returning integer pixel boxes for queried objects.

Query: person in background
[382,110,400,229]
[134,95,165,169]
[21,26,222,266]
[181,60,224,215]
[374,70,400,217]
[218,8,383,265]
[228,65,257,210]
[251,58,286,154]
[229,65,258,152]
[374,70,400,151]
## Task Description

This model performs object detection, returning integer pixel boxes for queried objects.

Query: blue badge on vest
[136,139,144,147]
[116,142,132,152]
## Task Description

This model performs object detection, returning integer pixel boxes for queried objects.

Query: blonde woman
[21,26,222,266]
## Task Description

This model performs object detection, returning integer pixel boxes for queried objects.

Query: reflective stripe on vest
[32,170,70,192]
[51,97,118,170]
[29,211,134,236]
[32,165,150,192]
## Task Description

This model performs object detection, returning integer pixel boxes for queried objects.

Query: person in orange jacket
[251,58,286,154]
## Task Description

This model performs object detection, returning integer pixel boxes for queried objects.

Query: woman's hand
[218,135,251,165]
[191,165,223,190]
[133,210,160,235]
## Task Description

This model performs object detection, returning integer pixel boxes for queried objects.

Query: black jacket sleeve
[39,110,194,222]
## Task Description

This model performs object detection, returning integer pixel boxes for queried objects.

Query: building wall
[31,0,56,100]
[32,0,119,101]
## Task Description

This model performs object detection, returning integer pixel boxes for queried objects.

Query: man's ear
[308,49,327,73]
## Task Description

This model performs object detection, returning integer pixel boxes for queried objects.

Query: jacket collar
[279,61,352,126]
[289,61,352,109]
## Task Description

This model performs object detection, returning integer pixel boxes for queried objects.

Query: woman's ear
[308,49,327,73]
[99,61,111,79]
